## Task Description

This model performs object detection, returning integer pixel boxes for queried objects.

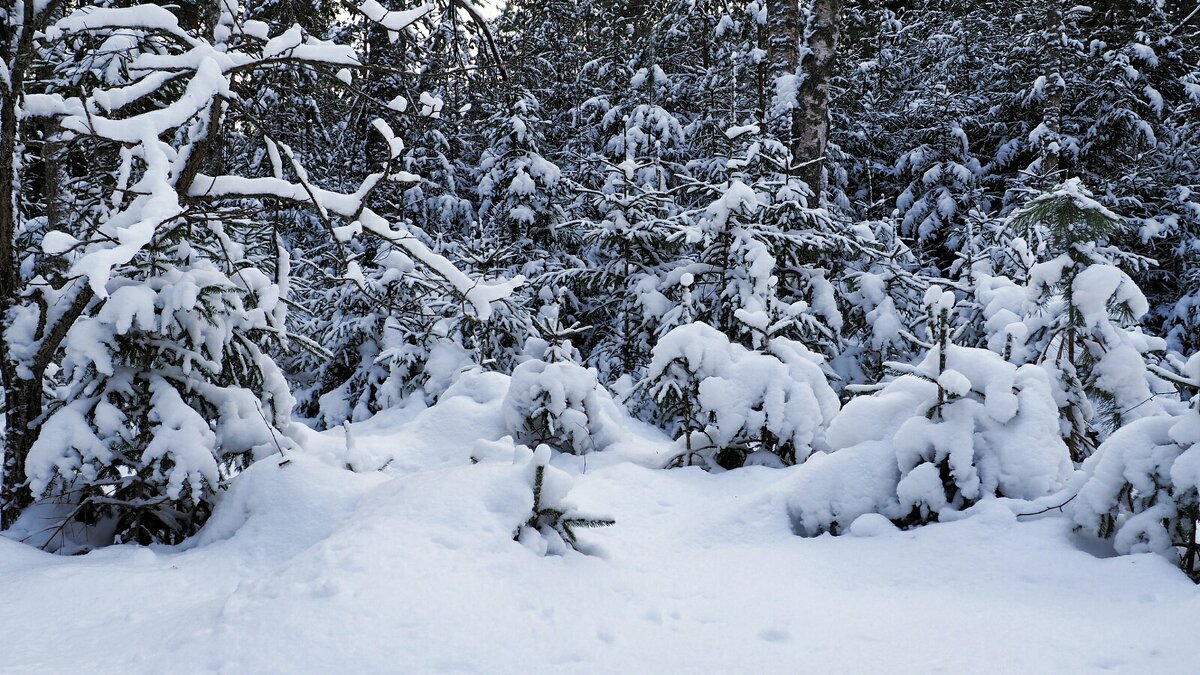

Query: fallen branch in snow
[1016,492,1078,518]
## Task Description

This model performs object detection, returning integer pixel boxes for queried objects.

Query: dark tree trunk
[1,0,36,529]
[1041,3,1065,178]
[2,0,32,526]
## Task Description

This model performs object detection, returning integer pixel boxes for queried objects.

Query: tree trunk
[794,0,843,197]
[2,0,195,529]
[768,0,802,154]
[1,0,36,529]
[1042,3,1065,178]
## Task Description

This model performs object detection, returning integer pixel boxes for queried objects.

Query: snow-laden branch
[187,171,523,321]
[31,3,519,320]
[353,0,435,32]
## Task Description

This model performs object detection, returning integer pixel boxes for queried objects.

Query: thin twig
[1017,492,1078,517]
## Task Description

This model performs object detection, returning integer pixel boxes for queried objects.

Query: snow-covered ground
[2,371,1197,674]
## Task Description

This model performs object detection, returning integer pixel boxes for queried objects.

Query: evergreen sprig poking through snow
[513,446,613,556]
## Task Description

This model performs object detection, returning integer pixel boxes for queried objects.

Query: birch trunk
[768,0,802,155]
[1,0,35,529]
[794,0,843,196]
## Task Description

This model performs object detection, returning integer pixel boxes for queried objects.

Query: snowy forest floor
[2,372,1198,674]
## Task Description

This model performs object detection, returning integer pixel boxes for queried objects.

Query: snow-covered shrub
[1013,179,1167,460]
[681,169,851,360]
[502,340,623,455]
[0,2,520,544]
[1073,354,1200,581]
[23,256,296,547]
[837,223,927,387]
[513,445,613,556]
[969,265,1036,363]
[790,289,1072,535]
[643,322,839,469]
[477,92,563,249]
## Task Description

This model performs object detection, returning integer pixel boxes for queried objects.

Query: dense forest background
[1,0,1199,572]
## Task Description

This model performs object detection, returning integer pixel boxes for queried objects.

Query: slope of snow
[2,373,1198,674]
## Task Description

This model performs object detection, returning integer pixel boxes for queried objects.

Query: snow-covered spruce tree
[1013,178,1167,461]
[677,126,855,361]
[836,218,929,387]
[265,0,511,428]
[1,2,516,544]
[441,88,568,375]
[643,321,839,470]
[659,0,747,183]
[788,285,1072,535]
[502,318,623,456]
[685,178,775,341]
[851,3,1004,252]
[830,0,1200,357]
[272,0,495,427]
[288,252,452,428]
[235,0,383,428]
[491,0,588,128]
[1024,0,1200,357]
[1073,354,1200,581]
[2,0,307,538]
[476,91,563,252]
[558,116,686,381]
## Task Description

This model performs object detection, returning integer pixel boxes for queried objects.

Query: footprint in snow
[757,628,790,643]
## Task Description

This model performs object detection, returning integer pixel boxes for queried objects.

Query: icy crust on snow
[791,345,1072,535]
[647,322,840,465]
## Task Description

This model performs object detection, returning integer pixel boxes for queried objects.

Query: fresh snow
[4,0,1200,671]
[3,370,1198,674]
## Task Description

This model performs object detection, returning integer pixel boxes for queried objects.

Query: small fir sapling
[513,445,613,555]
[1013,179,1166,461]
[502,317,623,455]
[644,319,839,470]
